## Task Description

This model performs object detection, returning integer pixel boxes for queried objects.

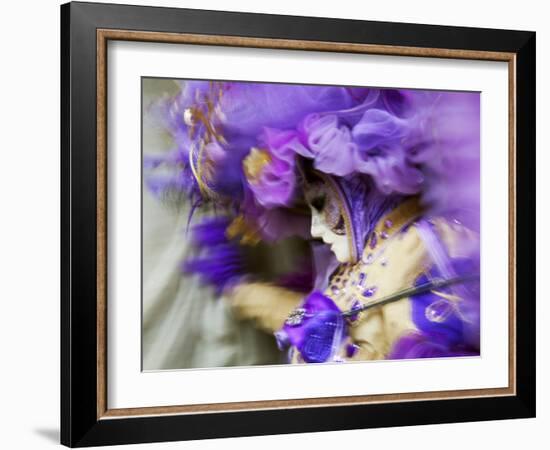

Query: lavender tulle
[388,257,480,359]
[145,81,479,240]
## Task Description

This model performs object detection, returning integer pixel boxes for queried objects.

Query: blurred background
[142,78,307,370]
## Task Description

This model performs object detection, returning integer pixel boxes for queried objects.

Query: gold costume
[227,198,478,362]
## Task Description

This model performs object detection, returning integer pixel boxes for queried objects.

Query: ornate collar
[325,196,424,323]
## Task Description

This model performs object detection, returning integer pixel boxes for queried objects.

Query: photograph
[142,79,481,370]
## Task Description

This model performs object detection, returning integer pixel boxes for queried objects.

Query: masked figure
[145,80,481,364]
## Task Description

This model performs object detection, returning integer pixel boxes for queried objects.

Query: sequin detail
[285,307,306,326]
[362,286,377,297]
[369,232,378,249]
[348,299,362,322]
[363,253,374,264]
[346,343,360,358]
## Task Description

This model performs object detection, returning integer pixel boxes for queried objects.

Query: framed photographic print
[61,1,536,447]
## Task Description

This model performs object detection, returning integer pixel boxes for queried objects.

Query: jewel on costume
[369,232,378,249]
[285,308,307,326]
[363,253,374,264]
[362,286,378,297]
[346,343,360,358]
[425,299,455,323]
[348,299,362,322]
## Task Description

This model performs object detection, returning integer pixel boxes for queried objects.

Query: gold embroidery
[188,140,218,199]
[324,198,427,329]
[243,148,272,184]
[185,82,229,199]
[225,215,262,245]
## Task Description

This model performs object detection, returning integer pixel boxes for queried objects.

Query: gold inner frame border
[96,28,517,420]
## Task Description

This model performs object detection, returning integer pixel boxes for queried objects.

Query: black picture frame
[61,1,536,447]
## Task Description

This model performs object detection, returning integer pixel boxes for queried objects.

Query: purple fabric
[311,242,340,292]
[217,83,363,136]
[388,257,480,359]
[278,291,346,363]
[410,273,464,347]
[387,333,477,359]
[352,108,425,195]
[300,114,358,176]
[328,175,403,262]
[411,92,481,232]
[244,128,304,208]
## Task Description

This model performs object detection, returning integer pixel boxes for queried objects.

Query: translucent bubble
[425,299,454,323]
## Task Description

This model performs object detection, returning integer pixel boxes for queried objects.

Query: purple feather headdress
[145,80,480,246]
